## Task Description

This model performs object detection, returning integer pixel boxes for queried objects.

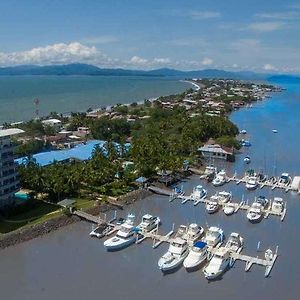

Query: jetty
[169,191,287,221]
[226,173,300,194]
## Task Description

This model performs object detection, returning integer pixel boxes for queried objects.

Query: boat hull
[104,237,136,251]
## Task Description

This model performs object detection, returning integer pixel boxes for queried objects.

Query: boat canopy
[194,241,207,249]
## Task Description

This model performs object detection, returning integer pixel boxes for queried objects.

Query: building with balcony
[0,128,24,209]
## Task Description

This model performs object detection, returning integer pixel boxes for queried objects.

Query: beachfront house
[198,140,234,161]
[42,118,62,131]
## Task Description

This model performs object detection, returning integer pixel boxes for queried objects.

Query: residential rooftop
[0,128,24,138]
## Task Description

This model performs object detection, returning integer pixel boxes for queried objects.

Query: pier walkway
[169,192,287,221]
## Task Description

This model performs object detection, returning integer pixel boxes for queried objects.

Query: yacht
[246,200,265,223]
[205,196,220,214]
[223,202,236,215]
[256,195,269,209]
[183,241,208,271]
[136,214,160,233]
[190,185,207,201]
[278,173,292,186]
[242,140,251,147]
[184,223,204,242]
[244,155,251,164]
[204,226,224,248]
[271,197,284,213]
[90,223,110,238]
[225,233,243,253]
[245,176,258,190]
[158,238,189,272]
[203,247,231,280]
[217,191,232,204]
[200,165,217,181]
[103,214,136,251]
[175,224,204,242]
[212,170,227,187]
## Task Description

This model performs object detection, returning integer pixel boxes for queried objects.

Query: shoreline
[0,188,152,250]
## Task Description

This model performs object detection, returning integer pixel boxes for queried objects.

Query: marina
[84,209,279,278]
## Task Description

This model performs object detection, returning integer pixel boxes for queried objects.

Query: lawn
[0,198,97,234]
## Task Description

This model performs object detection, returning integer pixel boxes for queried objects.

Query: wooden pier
[169,192,287,221]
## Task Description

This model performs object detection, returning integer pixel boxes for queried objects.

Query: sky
[0,0,299,73]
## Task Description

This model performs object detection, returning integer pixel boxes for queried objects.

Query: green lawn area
[0,198,97,234]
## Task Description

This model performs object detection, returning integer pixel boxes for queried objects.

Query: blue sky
[0,0,299,73]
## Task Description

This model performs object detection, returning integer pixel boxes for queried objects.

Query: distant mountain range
[0,63,299,81]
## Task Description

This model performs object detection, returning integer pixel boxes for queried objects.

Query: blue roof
[135,176,148,183]
[15,140,130,167]
[194,241,207,249]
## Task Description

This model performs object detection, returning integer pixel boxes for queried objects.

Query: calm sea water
[0,76,190,124]
[0,80,300,300]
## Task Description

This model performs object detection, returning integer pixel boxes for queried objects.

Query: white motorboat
[271,197,284,213]
[212,170,227,187]
[217,191,232,204]
[158,238,189,272]
[256,195,269,208]
[246,202,263,223]
[104,214,136,251]
[278,173,292,186]
[90,223,111,238]
[184,223,204,242]
[203,247,231,280]
[223,202,236,215]
[225,233,243,253]
[175,224,188,239]
[204,226,224,247]
[200,165,217,181]
[272,129,278,133]
[205,196,220,214]
[175,223,204,243]
[244,155,251,164]
[190,185,207,201]
[245,176,258,190]
[136,214,160,233]
[240,129,247,134]
[183,241,208,271]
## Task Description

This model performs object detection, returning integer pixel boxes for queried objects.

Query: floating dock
[169,192,287,221]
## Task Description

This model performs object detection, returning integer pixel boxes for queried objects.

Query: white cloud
[255,11,300,20]
[153,57,171,64]
[0,42,99,66]
[189,11,221,20]
[263,63,277,71]
[201,57,213,65]
[130,56,148,65]
[248,22,285,32]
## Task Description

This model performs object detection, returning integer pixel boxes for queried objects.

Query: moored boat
[205,196,220,214]
[190,185,207,201]
[136,214,160,233]
[225,232,243,253]
[212,170,227,186]
[204,226,224,247]
[203,247,231,280]
[158,238,189,273]
[245,176,258,190]
[223,202,236,215]
[104,214,136,251]
[183,241,208,271]
[271,197,284,213]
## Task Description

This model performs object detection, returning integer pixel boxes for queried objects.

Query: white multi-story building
[0,128,24,209]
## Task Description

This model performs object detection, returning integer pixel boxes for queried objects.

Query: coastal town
[0,78,283,237]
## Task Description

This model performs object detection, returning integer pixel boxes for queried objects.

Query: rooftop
[16,140,131,167]
[0,128,24,138]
